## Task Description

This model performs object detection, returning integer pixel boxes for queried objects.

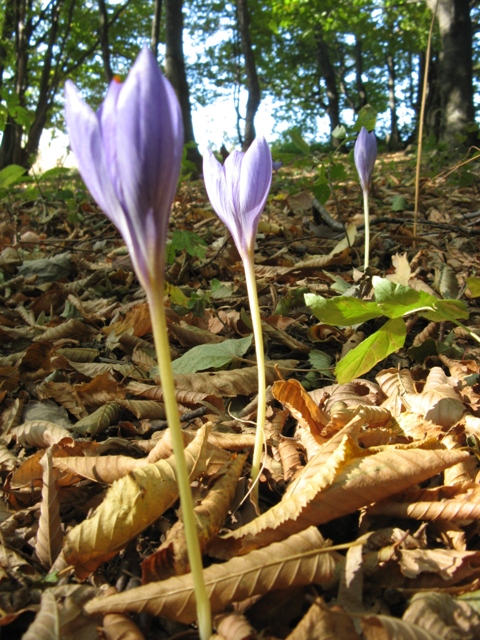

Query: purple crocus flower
[64,47,183,288]
[203,138,272,258]
[354,126,377,194]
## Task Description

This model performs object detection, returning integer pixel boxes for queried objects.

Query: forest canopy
[0,0,478,168]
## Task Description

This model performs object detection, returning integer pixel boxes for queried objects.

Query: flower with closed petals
[203,137,272,259]
[354,126,377,194]
[65,47,183,288]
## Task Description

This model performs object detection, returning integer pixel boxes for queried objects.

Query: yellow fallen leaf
[63,424,209,579]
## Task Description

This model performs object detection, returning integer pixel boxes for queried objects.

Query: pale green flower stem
[146,281,211,640]
[363,189,370,270]
[243,253,267,498]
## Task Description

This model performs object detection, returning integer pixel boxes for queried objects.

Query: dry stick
[414,3,437,241]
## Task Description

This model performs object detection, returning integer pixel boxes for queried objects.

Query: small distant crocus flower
[65,48,211,640]
[64,47,183,290]
[203,138,272,493]
[354,126,377,269]
[354,126,377,194]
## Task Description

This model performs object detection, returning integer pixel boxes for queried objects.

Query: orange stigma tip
[113,75,122,83]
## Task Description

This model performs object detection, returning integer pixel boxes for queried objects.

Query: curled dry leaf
[272,378,329,441]
[367,482,480,522]
[102,612,146,640]
[84,526,335,624]
[403,592,480,639]
[208,435,471,559]
[35,448,63,569]
[215,611,257,640]
[63,424,209,579]
[361,613,444,640]
[22,589,59,640]
[11,420,73,448]
[141,452,248,582]
[404,367,465,428]
[285,598,360,640]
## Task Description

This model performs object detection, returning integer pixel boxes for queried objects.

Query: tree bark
[427,0,475,149]
[236,0,261,150]
[150,0,162,57]
[386,51,400,150]
[97,0,113,82]
[164,0,202,171]
[314,28,340,147]
[354,36,368,112]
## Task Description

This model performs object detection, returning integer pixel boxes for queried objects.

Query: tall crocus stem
[243,254,267,495]
[146,282,211,640]
[363,189,370,270]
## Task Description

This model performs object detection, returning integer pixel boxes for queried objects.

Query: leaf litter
[1,156,480,638]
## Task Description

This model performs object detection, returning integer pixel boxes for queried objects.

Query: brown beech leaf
[84,526,335,623]
[403,592,480,638]
[11,420,73,447]
[101,612,146,640]
[286,598,361,640]
[367,482,480,521]
[35,448,63,569]
[22,589,59,640]
[53,453,141,484]
[272,379,329,441]
[63,424,209,579]
[361,613,444,639]
[214,611,257,640]
[404,367,465,428]
[141,452,248,582]
[208,436,471,558]
[32,318,92,343]
[127,360,298,400]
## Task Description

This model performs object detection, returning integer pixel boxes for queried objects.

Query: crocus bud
[354,126,377,194]
[65,47,184,287]
[203,137,272,259]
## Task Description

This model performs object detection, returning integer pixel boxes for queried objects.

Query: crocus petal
[65,47,184,286]
[237,137,272,251]
[203,137,272,258]
[65,81,124,230]
[354,126,377,194]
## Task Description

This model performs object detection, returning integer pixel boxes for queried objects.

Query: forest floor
[1,147,480,639]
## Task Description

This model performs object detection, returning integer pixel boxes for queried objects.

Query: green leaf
[171,335,253,374]
[331,125,346,139]
[312,181,331,205]
[421,299,469,322]
[0,164,26,188]
[308,350,333,373]
[305,293,382,326]
[467,276,480,298]
[171,229,207,260]
[289,128,310,155]
[329,162,347,182]
[353,104,377,132]
[391,195,409,211]
[335,318,407,384]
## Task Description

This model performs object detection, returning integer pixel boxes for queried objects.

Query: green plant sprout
[306,276,478,384]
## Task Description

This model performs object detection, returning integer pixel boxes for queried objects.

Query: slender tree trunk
[97,0,113,82]
[427,0,475,148]
[314,28,340,147]
[354,36,368,111]
[151,0,162,56]
[236,0,261,150]
[386,51,400,150]
[164,0,201,171]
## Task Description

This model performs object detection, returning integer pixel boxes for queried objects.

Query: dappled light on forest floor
[1,149,480,638]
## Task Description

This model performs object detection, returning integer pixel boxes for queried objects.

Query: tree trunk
[164,0,202,171]
[427,0,475,149]
[150,0,162,57]
[236,0,261,150]
[314,28,340,147]
[386,51,400,150]
[354,36,368,112]
[97,0,113,82]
